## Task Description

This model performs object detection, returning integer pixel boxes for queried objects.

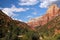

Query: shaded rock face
[0,10,31,38]
[27,4,60,27]
[0,10,30,28]
[0,10,12,38]
[0,10,12,23]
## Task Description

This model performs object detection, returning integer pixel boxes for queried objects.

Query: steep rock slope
[0,10,35,40]
[0,10,30,28]
[27,4,60,27]
[35,13,60,40]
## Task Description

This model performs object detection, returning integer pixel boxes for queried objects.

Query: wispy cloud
[0,5,29,22]
[39,0,58,8]
[2,5,29,17]
[32,12,37,15]
[19,0,39,5]
[27,16,33,18]
[13,18,23,21]
[19,0,60,8]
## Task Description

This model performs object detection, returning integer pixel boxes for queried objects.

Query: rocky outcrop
[0,10,12,23]
[27,4,60,27]
[0,10,30,28]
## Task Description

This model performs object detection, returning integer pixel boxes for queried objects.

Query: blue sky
[0,0,59,22]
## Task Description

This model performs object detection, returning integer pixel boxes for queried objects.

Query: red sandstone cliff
[27,4,60,27]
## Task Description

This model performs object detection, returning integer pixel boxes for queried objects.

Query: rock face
[0,10,12,23]
[27,4,60,27]
[0,10,30,28]
[0,10,36,40]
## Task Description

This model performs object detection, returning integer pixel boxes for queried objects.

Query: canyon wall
[27,4,60,27]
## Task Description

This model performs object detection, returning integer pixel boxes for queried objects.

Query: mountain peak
[0,10,34,30]
[27,4,60,27]
[49,4,58,8]
[46,4,59,14]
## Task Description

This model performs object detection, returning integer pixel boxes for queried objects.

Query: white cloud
[19,0,39,5]
[39,0,58,8]
[32,12,37,15]
[1,5,29,18]
[27,16,34,22]
[13,18,23,21]
[19,0,60,8]
[0,5,29,22]
[27,16,32,18]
